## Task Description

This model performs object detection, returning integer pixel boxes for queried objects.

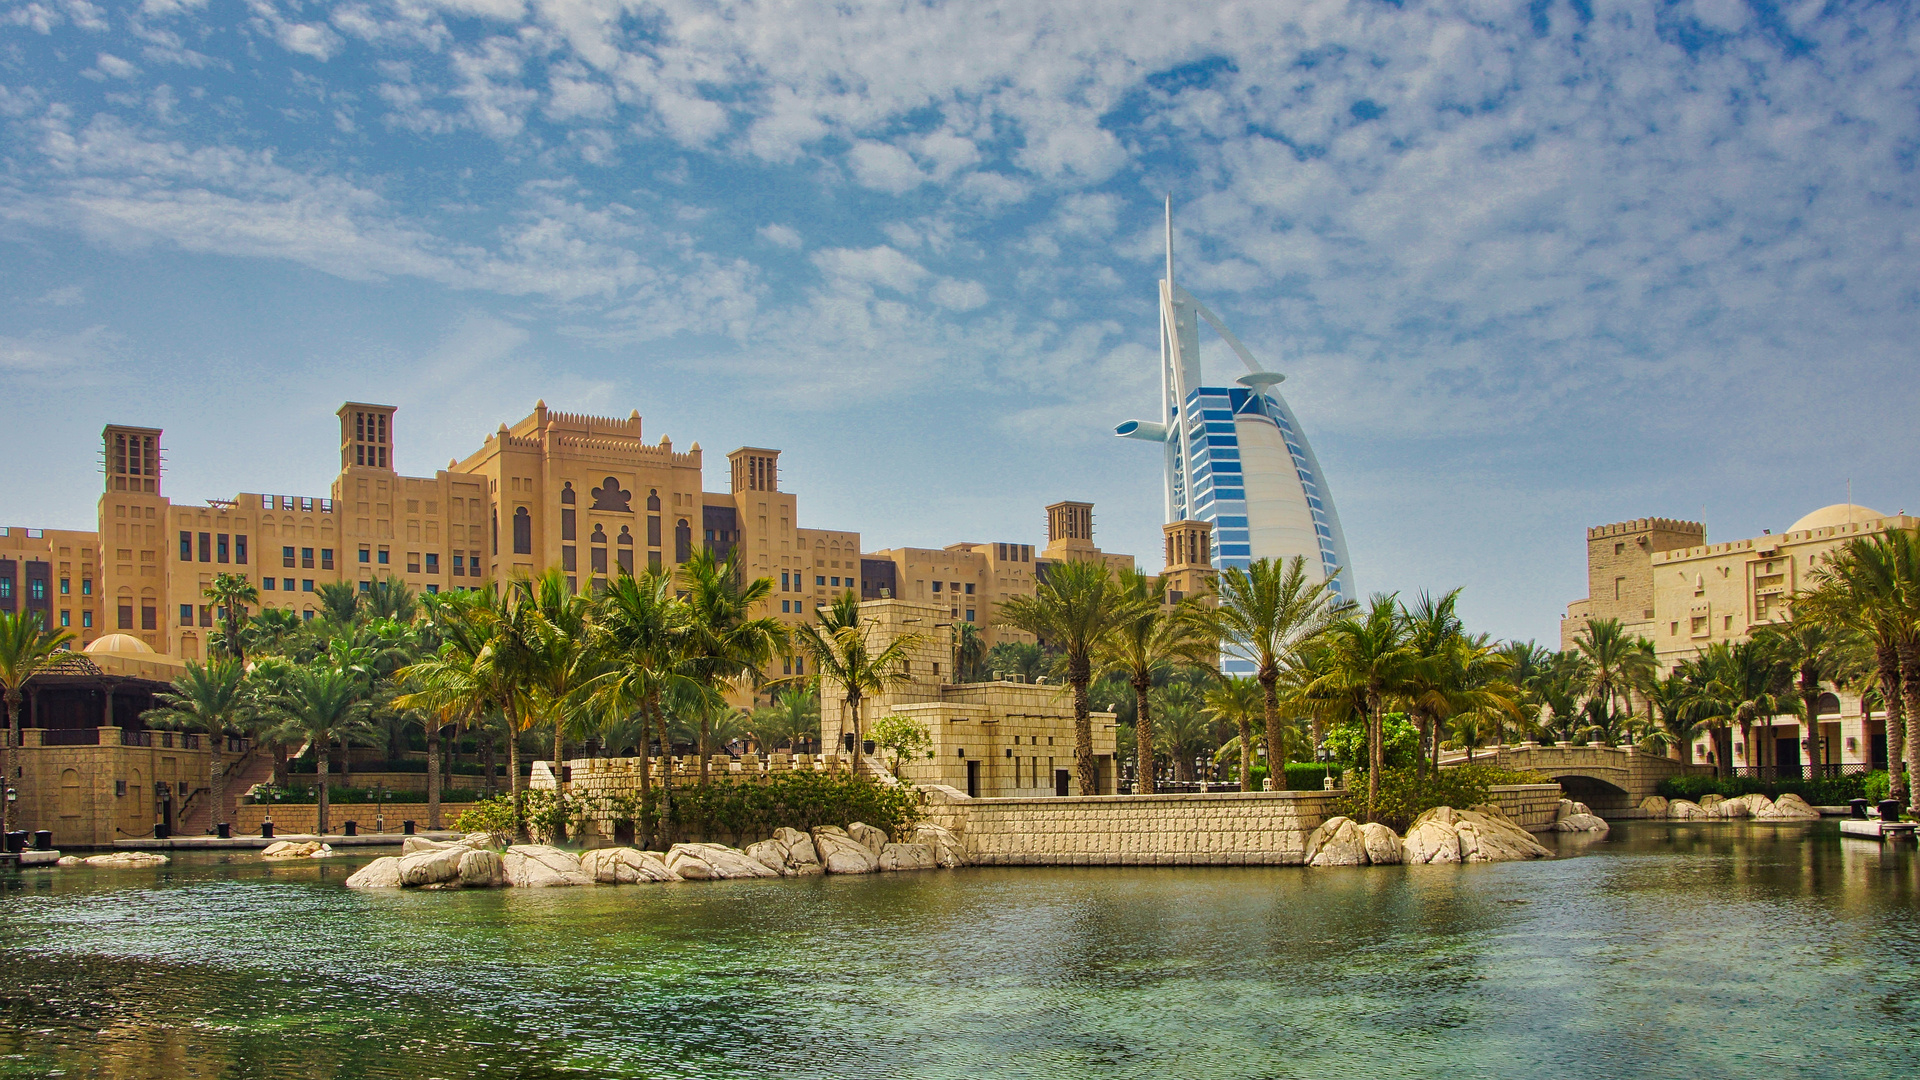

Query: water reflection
[2,822,1916,1079]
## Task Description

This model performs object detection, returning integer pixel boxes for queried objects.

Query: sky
[2,0,1917,647]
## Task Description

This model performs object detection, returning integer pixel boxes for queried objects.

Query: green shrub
[453,774,924,846]
[1334,764,1545,832]
[252,784,486,805]
[1283,763,1331,790]
[1323,713,1420,774]
[1865,770,1891,803]
[1657,773,1874,805]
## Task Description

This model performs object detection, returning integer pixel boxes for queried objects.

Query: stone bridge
[1439,743,1707,814]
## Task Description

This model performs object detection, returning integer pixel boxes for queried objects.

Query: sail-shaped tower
[1115,200,1354,606]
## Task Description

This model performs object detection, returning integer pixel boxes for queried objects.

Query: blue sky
[3,0,1917,647]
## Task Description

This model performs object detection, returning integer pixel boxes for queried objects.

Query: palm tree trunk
[506,719,525,841]
[208,720,225,835]
[847,693,862,777]
[426,721,442,830]
[316,746,331,836]
[1877,644,1905,803]
[1413,708,1431,778]
[273,740,289,788]
[1236,715,1253,793]
[1132,674,1155,796]
[481,736,496,798]
[1897,641,1920,804]
[1260,670,1285,791]
[698,712,711,787]
[1366,691,1384,823]
[551,717,566,841]
[1070,651,1095,796]
[636,701,654,849]
[2,691,17,836]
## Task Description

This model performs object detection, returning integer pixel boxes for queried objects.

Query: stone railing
[231,803,477,836]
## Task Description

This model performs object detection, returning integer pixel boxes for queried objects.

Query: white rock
[399,845,466,887]
[1756,792,1820,820]
[1454,805,1553,861]
[1402,816,1462,864]
[262,840,332,859]
[913,823,965,868]
[1638,795,1669,816]
[55,855,81,867]
[663,843,780,880]
[877,842,937,871]
[502,844,592,888]
[83,851,169,867]
[772,827,824,875]
[810,826,878,874]
[1667,799,1709,820]
[584,847,679,884]
[743,839,790,875]
[345,856,404,888]
[401,836,455,855]
[1360,822,1403,865]
[457,849,507,887]
[847,821,890,856]
[1305,816,1368,867]
[1556,799,1578,822]
[1551,813,1610,833]
[1699,793,1725,813]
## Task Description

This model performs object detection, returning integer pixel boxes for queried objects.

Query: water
[2,822,1916,1080]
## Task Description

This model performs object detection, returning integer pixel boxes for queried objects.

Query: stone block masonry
[231,803,476,836]
[922,784,1563,867]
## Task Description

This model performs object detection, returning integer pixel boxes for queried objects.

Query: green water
[2,822,1916,1079]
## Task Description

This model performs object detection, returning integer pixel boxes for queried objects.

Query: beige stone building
[1563,503,1916,773]
[818,598,1120,797]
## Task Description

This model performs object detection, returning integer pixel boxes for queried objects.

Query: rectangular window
[198,533,211,562]
[302,580,315,592]
[179,531,192,560]
[216,534,229,563]
[782,600,791,613]
[794,657,803,676]
[358,580,370,593]
[283,546,296,568]
[966,609,975,622]
[283,578,295,591]
[378,548,389,565]
[199,605,213,628]
[81,611,92,628]
[647,515,661,547]
[647,551,660,571]
[263,578,276,591]
[301,548,314,569]
[407,554,421,574]
[561,546,576,572]
[964,583,974,594]
[29,579,44,601]
[590,546,608,575]
[425,553,439,574]
[781,572,790,590]
[830,576,840,587]
[117,604,132,629]
[81,578,91,596]
[617,548,633,574]
[180,604,194,625]
[235,535,248,564]
[932,581,942,593]
[59,610,70,627]
[453,554,466,575]
[140,604,156,631]
[561,508,576,542]
[60,577,70,595]
[816,575,826,586]
[426,584,439,594]
[359,547,371,564]
[320,549,334,570]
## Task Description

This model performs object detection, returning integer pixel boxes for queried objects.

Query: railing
[1118,780,1247,795]
[123,730,152,747]
[41,728,98,746]
[1725,763,1872,780]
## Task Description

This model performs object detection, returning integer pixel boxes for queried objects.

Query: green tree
[750,686,820,751]
[1151,684,1214,782]
[144,658,251,835]
[868,713,932,778]
[587,569,692,846]
[1399,589,1465,773]
[1678,640,1789,777]
[985,640,1047,682]
[363,576,419,623]
[1207,556,1345,790]
[202,573,259,662]
[1094,567,1217,795]
[1309,594,1420,822]
[315,581,361,625]
[392,590,501,830]
[1801,531,1919,800]
[1572,617,1657,724]
[262,665,374,835]
[1203,675,1265,790]
[678,548,785,786]
[0,611,77,834]
[952,622,988,682]
[998,558,1148,795]
[793,592,919,778]
[1754,614,1858,773]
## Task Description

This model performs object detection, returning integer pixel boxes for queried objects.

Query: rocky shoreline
[343,821,965,889]
[1638,792,1820,820]
[1301,800,1602,867]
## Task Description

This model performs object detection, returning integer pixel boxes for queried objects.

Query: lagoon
[2,822,1917,1079]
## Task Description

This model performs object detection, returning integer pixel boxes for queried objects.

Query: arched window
[590,524,608,575]
[647,490,661,512]
[560,482,576,541]
[675,519,692,563]
[617,526,634,574]
[616,526,633,545]
[512,506,532,555]
[560,481,576,505]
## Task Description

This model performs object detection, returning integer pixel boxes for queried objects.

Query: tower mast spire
[1164,193,1174,289]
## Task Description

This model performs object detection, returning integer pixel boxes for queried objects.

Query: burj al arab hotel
[1115,201,1354,603]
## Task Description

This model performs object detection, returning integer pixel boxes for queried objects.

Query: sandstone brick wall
[922,783,1564,866]
[231,803,475,836]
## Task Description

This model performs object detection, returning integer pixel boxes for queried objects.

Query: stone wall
[10,730,219,847]
[921,783,1564,867]
[231,803,476,836]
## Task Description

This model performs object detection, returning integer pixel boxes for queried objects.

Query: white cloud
[810,245,928,294]
[846,140,925,194]
[931,277,988,311]
[758,223,802,249]
[92,53,140,80]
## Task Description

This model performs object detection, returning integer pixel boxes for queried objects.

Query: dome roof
[1788,503,1888,533]
[84,633,156,655]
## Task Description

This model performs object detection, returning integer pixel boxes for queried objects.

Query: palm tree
[750,686,820,751]
[0,611,78,834]
[588,570,691,847]
[1308,594,1419,822]
[1400,589,1465,774]
[315,581,361,625]
[793,592,918,778]
[1572,618,1658,725]
[1203,675,1265,791]
[677,548,785,785]
[1754,614,1857,774]
[998,558,1148,795]
[1801,532,1915,800]
[203,573,259,662]
[263,665,374,835]
[952,622,988,683]
[392,590,499,829]
[511,572,596,836]
[363,576,419,623]
[1151,685,1214,782]
[143,658,250,835]
[1095,567,1217,795]
[1679,641,1789,777]
[1642,672,1707,763]
[1207,556,1345,790]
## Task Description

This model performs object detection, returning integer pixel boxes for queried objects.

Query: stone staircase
[178,745,276,836]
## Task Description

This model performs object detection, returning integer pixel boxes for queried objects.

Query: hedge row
[1655,772,1885,806]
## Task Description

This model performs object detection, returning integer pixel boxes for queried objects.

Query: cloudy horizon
[3,0,1917,647]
